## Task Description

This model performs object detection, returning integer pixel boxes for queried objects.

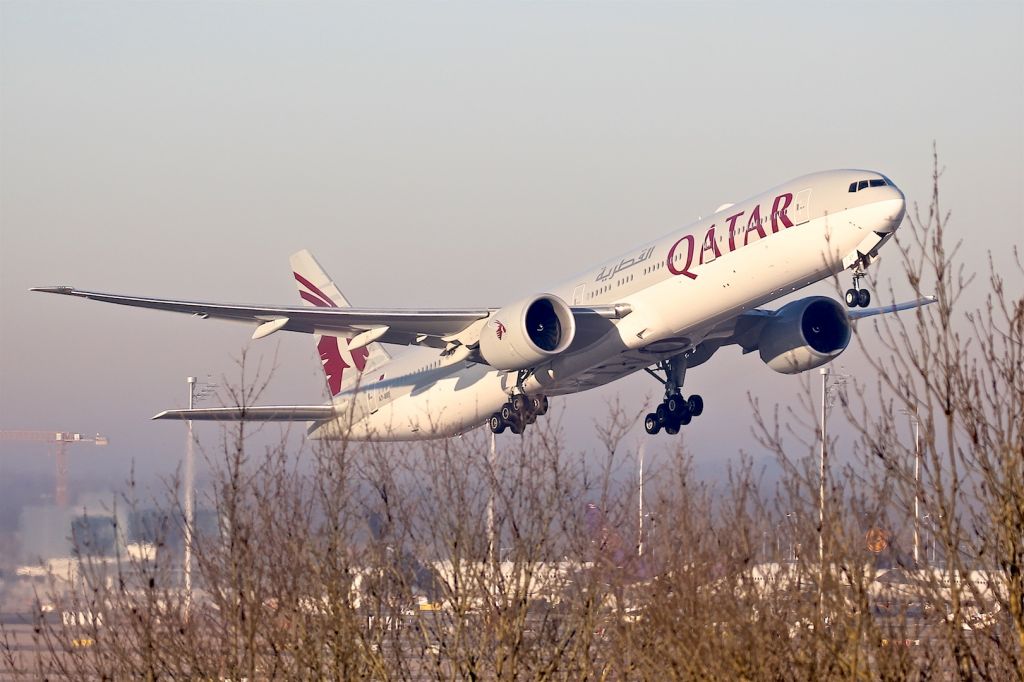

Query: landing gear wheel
[643,355,705,435]
[857,288,871,308]
[498,393,546,435]
[666,393,685,417]
[655,404,668,426]
[845,289,859,308]
[488,414,506,434]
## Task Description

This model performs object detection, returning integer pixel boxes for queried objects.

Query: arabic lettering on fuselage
[595,246,656,282]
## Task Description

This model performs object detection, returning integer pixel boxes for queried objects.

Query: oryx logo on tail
[294,271,370,396]
[294,272,337,308]
[317,336,369,395]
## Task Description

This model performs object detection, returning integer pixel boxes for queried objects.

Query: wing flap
[152,406,336,421]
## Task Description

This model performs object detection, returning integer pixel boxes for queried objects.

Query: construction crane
[0,431,109,508]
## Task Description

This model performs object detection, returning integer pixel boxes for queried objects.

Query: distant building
[70,515,117,557]
[18,505,76,563]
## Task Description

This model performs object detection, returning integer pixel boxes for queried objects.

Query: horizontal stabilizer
[152,406,335,421]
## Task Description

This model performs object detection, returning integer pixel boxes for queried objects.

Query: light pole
[184,375,215,615]
[487,430,496,566]
[784,512,794,562]
[819,368,827,567]
[901,408,921,565]
[922,514,934,565]
[819,368,847,567]
[185,377,195,614]
[638,440,645,558]
[817,367,848,629]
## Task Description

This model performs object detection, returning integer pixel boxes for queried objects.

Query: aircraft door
[572,284,585,305]
[793,188,812,225]
[366,377,390,414]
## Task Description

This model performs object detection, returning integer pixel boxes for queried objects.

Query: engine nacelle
[758,297,851,374]
[478,294,576,371]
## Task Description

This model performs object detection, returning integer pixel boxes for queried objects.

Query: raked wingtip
[30,286,75,294]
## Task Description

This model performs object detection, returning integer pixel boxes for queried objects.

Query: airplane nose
[874,187,906,234]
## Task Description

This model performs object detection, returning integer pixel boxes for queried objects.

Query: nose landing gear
[845,271,871,309]
[643,356,704,436]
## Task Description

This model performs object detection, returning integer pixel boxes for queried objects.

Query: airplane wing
[31,286,627,350]
[565,295,938,391]
[697,295,938,362]
[153,406,336,421]
[846,296,937,320]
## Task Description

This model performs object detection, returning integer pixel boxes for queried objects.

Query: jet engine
[478,294,576,371]
[757,297,851,374]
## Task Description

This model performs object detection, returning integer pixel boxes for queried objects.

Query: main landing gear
[488,369,549,435]
[844,270,871,309]
[488,393,549,435]
[643,356,704,436]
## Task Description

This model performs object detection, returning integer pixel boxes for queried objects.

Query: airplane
[33,169,933,441]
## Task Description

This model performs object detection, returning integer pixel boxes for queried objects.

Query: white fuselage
[313,169,906,441]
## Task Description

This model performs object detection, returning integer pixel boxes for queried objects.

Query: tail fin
[289,249,391,397]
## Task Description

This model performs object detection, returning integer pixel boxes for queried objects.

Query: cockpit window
[849,177,890,193]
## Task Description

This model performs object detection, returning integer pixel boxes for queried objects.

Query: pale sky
[1,2,1022,493]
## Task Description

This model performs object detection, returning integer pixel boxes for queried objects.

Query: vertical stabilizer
[289,249,391,396]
